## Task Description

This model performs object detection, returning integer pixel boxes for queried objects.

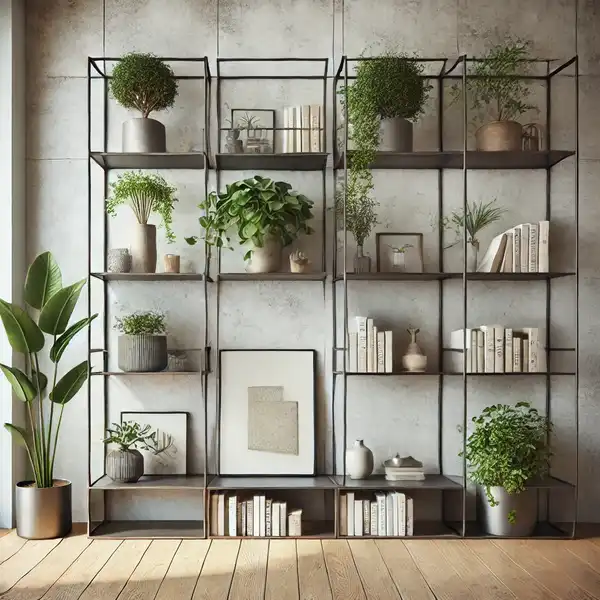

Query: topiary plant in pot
[103,421,156,483]
[0,252,96,539]
[115,311,167,373]
[461,402,551,536]
[110,52,178,152]
[106,172,177,273]
[186,175,314,274]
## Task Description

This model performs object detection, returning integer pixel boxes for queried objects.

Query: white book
[528,222,539,272]
[372,325,378,373]
[476,330,485,373]
[320,106,325,151]
[339,495,347,536]
[516,224,530,272]
[522,338,530,373]
[294,106,302,154]
[377,331,385,373]
[348,332,358,373]
[288,509,302,537]
[538,220,550,272]
[477,233,507,273]
[384,331,393,373]
[218,494,226,536]
[504,328,513,373]
[354,500,363,537]
[406,496,414,536]
[252,496,261,537]
[247,498,254,536]
[397,493,406,536]
[266,499,272,537]
[512,226,522,274]
[386,494,394,536]
[526,327,539,373]
[392,493,399,536]
[280,502,287,537]
[367,318,375,373]
[494,326,504,373]
[301,105,311,152]
[501,232,513,272]
[347,492,355,536]
[513,336,522,372]
[356,317,367,372]
[228,495,237,537]
[480,326,496,373]
[287,107,295,152]
[272,503,280,537]
[363,500,370,535]
[450,329,472,373]
[375,492,386,537]
[471,330,478,373]
[310,104,321,152]
[370,502,378,536]
[241,501,247,536]
[282,108,289,153]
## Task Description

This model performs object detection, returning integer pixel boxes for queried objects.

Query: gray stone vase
[478,485,537,536]
[106,449,144,483]
[379,117,413,152]
[122,117,166,152]
[118,334,168,372]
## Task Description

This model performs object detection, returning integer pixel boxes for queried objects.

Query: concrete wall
[24,0,600,524]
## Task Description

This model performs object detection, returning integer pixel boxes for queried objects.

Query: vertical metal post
[342,57,349,485]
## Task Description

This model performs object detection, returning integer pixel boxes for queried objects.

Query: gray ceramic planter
[118,334,167,372]
[106,449,144,483]
[16,480,72,539]
[478,485,537,536]
[122,117,166,152]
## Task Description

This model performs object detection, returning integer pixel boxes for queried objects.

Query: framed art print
[218,349,316,475]
[376,232,424,273]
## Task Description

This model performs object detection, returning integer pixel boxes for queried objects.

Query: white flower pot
[245,236,282,273]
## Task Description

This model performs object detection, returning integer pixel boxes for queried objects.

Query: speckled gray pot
[106,449,144,483]
[118,335,167,372]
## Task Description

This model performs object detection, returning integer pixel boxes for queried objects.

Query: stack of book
[450,326,544,373]
[210,493,302,537]
[282,105,324,153]
[340,491,414,537]
[347,317,393,373]
[383,455,425,481]
[477,220,549,273]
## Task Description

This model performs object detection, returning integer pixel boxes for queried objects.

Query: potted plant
[462,402,551,536]
[103,421,156,483]
[0,252,96,539]
[106,172,177,273]
[460,40,537,151]
[110,52,178,152]
[440,199,506,271]
[187,175,314,274]
[115,311,167,373]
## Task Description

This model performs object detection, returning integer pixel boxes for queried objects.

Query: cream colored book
[528,222,539,272]
[282,107,289,153]
[501,232,513,272]
[339,495,347,536]
[377,331,385,372]
[538,220,550,272]
[367,318,375,373]
[504,328,513,373]
[348,332,358,373]
[310,104,321,152]
[294,106,302,153]
[288,509,302,537]
[477,233,507,273]
[384,331,393,373]
[301,105,311,152]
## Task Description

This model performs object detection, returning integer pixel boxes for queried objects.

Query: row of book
[450,326,543,373]
[478,220,549,273]
[347,317,393,373]
[282,105,324,153]
[341,492,414,537]
[210,493,302,537]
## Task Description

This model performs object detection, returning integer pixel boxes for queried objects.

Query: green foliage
[115,311,166,336]
[441,199,506,247]
[103,421,153,451]
[106,172,178,243]
[110,53,178,118]
[187,176,314,261]
[461,402,551,522]
[1,252,94,488]
[335,185,378,247]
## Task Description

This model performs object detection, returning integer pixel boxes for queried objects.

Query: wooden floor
[4,527,600,599]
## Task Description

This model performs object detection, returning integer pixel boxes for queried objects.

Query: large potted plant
[462,402,551,536]
[116,311,168,373]
[103,421,155,483]
[187,176,314,273]
[0,252,96,539]
[461,41,537,151]
[110,52,178,152]
[106,172,177,273]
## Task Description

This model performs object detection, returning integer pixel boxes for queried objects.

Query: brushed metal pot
[122,117,166,152]
[475,120,523,151]
[379,117,413,152]
[478,485,537,537]
[106,449,144,483]
[16,480,72,539]
[118,334,168,372]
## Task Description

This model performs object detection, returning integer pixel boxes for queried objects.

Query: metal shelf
[207,476,337,490]
[90,152,207,170]
[89,520,205,539]
[459,521,573,539]
[215,152,328,171]
[92,371,201,376]
[335,272,575,282]
[218,272,327,281]
[90,475,205,490]
[333,474,462,490]
[90,272,209,282]
[210,520,335,540]
[340,521,460,539]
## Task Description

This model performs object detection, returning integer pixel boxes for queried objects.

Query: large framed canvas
[219,349,316,476]
[121,411,188,476]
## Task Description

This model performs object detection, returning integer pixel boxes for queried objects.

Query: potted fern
[0,252,96,538]
[110,52,178,152]
[106,172,177,273]
[462,402,551,536]
[115,311,167,373]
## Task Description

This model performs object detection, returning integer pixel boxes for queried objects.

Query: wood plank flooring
[3,529,600,599]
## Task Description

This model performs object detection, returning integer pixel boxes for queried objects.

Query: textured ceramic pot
[353,245,371,274]
[346,440,374,479]
[16,480,72,539]
[107,248,132,273]
[122,117,166,153]
[118,334,168,372]
[379,117,413,152]
[132,223,157,273]
[245,236,283,273]
[164,254,180,273]
[402,328,427,372]
[106,449,144,483]
[478,485,537,536]
[475,120,522,152]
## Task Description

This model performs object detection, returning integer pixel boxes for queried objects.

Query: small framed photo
[231,108,276,153]
[376,232,424,273]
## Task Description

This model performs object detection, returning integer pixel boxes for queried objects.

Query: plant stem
[50,404,65,479]
[33,354,48,486]
[27,353,43,486]
[46,336,58,483]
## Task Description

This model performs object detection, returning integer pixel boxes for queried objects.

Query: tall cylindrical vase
[132,223,157,273]
[467,241,479,272]
[353,245,371,274]
[16,480,72,539]
[122,118,166,153]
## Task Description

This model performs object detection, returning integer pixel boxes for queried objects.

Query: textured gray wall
[25,0,600,524]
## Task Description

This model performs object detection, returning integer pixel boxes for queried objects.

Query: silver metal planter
[478,485,537,537]
[16,480,72,539]
[106,449,144,483]
[118,334,168,372]
[379,117,413,152]
[122,117,166,153]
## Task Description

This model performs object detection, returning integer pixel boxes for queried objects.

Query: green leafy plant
[103,421,153,451]
[441,199,506,248]
[115,311,166,336]
[389,243,413,254]
[110,52,178,119]
[106,172,178,243]
[0,252,96,488]
[461,402,551,523]
[335,185,378,247]
[186,176,314,261]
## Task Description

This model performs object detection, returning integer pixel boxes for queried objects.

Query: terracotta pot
[475,120,523,152]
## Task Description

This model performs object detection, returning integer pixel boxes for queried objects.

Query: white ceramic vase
[245,235,282,273]
[402,328,427,372]
[346,439,374,479]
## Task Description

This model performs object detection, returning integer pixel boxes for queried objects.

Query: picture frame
[376,232,424,273]
[120,411,188,476]
[218,349,317,476]
[230,108,276,154]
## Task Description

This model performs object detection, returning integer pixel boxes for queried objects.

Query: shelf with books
[337,371,443,377]
[218,272,327,282]
[208,520,335,539]
[90,272,210,282]
[90,152,208,171]
[90,475,205,490]
[335,272,574,282]
[339,521,460,539]
[215,152,328,171]
[332,474,462,490]
[207,476,337,489]
[89,520,205,539]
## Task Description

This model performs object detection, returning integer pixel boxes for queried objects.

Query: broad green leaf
[0,300,45,353]
[50,361,89,405]
[39,279,86,335]
[242,223,258,238]
[4,423,29,447]
[31,369,48,394]
[24,252,62,310]
[50,314,98,363]
[0,364,37,402]
[185,236,199,246]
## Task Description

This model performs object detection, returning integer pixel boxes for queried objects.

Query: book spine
[282,107,289,153]
[241,501,247,536]
[272,503,280,537]
[218,494,225,536]
[392,493,399,537]
[356,317,367,372]
[347,493,355,536]
[354,500,363,537]
[386,494,394,536]
[494,326,504,373]
[247,498,254,537]
[210,493,219,537]
[384,331,393,373]
[398,493,406,536]
[513,336,522,372]
[294,106,302,153]
[301,105,310,152]
[320,106,325,151]
[538,220,550,272]
[527,328,539,373]
[252,496,259,537]
[228,496,237,537]
[370,501,378,536]
[363,500,370,535]
[406,496,414,536]
[348,332,358,373]
[512,227,521,273]
[522,338,530,373]
[520,224,530,272]
[504,328,513,373]
[310,104,321,152]
[289,512,302,537]
[266,499,272,537]
[376,493,386,536]
[367,318,375,373]
[340,494,347,536]
[280,502,287,537]
[481,327,495,373]
[528,223,539,272]
[470,329,478,373]
[377,331,385,373]
[476,330,485,373]
[503,232,513,273]
[259,495,266,537]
